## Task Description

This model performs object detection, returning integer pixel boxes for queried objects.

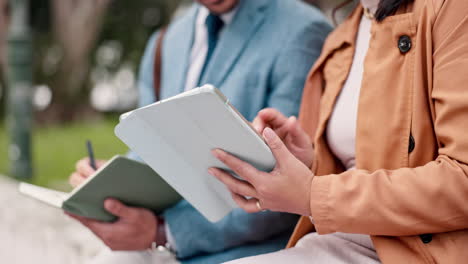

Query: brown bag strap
[153,27,167,102]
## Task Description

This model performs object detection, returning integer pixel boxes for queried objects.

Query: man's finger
[76,158,96,177]
[66,212,110,231]
[69,172,86,188]
[96,160,107,168]
[211,149,263,184]
[209,168,257,197]
[263,127,294,168]
[104,199,138,220]
[66,212,116,240]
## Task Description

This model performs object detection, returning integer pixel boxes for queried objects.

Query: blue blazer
[135,0,332,263]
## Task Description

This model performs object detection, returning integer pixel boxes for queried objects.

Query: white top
[360,0,380,12]
[183,6,238,91]
[323,0,379,252]
[325,1,377,170]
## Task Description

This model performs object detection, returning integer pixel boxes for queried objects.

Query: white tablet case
[114,85,276,222]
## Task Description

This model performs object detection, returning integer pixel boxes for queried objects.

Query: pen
[86,140,97,170]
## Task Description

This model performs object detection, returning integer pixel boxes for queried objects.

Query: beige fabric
[224,232,379,264]
[88,248,179,264]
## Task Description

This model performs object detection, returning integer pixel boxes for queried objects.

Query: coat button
[398,35,412,53]
[420,234,432,244]
[408,133,415,153]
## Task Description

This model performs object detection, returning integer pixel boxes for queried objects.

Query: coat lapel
[199,0,269,88]
[298,6,363,175]
[290,7,364,249]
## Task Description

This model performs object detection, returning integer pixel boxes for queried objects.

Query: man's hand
[252,108,314,168]
[67,199,159,251]
[69,157,107,187]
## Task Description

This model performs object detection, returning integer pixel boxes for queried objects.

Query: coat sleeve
[309,2,468,236]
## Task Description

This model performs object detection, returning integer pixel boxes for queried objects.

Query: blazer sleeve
[126,31,158,160]
[309,4,468,236]
[162,19,332,259]
[267,19,332,117]
[163,200,298,259]
[137,31,158,108]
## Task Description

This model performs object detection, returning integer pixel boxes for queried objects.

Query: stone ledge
[0,175,179,263]
[0,175,104,263]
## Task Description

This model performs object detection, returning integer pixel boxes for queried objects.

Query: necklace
[363,8,375,20]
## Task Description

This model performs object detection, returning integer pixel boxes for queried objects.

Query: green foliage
[0,117,129,190]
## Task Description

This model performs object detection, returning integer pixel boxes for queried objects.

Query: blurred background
[0,0,188,189]
[0,0,356,263]
[0,0,355,190]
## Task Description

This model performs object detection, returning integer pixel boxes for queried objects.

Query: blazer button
[420,234,432,244]
[398,35,412,53]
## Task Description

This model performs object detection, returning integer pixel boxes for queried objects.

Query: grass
[0,117,129,191]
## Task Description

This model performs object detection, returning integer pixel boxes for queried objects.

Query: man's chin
[204,0,223,4]
[198,0,238,14]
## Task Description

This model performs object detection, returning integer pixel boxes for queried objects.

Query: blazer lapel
[200,0,269,88]
[170,6,198,94]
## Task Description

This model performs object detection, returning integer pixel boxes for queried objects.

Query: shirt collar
[196,5,239,27]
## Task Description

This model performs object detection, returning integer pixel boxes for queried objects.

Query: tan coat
[288,0,468,263]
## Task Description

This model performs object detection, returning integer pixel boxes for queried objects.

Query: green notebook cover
[20,155,182,222]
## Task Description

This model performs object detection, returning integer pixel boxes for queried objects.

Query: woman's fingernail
[253,124,260,132]
[263,127,275,141]
[208,168,216,175]
[212,149,225,158]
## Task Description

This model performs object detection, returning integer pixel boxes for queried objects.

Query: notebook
[19,155,182,222]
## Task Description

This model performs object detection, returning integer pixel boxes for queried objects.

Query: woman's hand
[209,127,314,216]
[252,108,314,168]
